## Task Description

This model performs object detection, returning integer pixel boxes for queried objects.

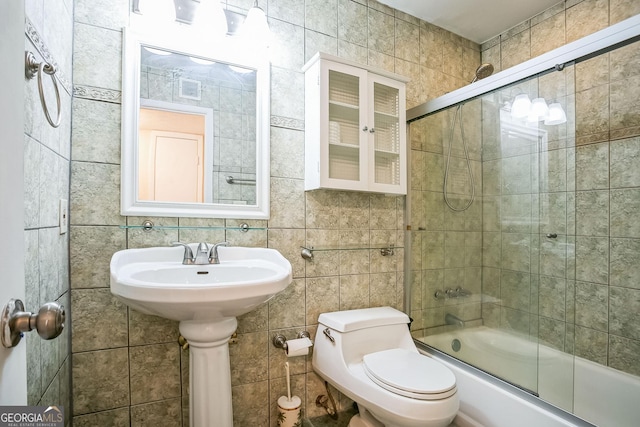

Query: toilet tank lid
[318,307,410,332]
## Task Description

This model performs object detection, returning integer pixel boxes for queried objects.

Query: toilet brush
[277,362,302,427]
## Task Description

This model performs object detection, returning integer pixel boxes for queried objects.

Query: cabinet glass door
[328,70,361,181]
[372,81,401,186]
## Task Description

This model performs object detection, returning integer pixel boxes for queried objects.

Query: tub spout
[445,313,465,328]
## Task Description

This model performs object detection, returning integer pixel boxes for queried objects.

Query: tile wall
[69,1,480,426]
[23,0,73,421]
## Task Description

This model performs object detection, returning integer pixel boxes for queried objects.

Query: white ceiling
[378,0,562,44]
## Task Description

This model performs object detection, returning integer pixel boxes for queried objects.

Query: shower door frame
[406,15,640,124]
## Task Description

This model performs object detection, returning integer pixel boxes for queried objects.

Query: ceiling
[378,0,562,44]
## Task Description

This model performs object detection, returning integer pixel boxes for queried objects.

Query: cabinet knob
[369,128,375,133]
[362,126,368,132]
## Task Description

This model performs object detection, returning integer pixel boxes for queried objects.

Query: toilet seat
[363,349,457,400]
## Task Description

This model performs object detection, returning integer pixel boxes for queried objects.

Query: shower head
[471,63,494,83]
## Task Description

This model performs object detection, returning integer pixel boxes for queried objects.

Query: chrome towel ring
[25,51,61,128]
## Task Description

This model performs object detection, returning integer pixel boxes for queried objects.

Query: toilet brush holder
[277,395,301,427]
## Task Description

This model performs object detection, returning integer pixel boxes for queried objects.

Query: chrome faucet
[172,242,227,265]
[194,242,211,265]
[445,313,465,328]
[209,242,229,264]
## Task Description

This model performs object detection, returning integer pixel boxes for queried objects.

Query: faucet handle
[171,242,195,265]
[209,241,229,264]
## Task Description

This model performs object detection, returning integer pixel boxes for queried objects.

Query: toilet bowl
[312,307,459,427]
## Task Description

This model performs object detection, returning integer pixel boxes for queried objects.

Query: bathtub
[417,327,640,427]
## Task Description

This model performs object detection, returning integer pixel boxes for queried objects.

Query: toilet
[313,307,459,427]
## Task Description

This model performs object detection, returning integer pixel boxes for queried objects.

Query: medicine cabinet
[303,53,408,194]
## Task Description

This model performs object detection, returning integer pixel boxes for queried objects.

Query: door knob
[1,299,65,348]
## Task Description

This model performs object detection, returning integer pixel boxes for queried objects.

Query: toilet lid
[363,349,456,400]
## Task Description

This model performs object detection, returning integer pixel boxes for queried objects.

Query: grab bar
[225,175,256,185]
[25,51,61,128]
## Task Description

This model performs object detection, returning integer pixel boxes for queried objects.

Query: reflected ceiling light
[135,0,176,22]
[510,94,531,119]
[189,57,215,65]
[544,103,567,125]
[240,0,272,47]
[193,0,228,37]
[143,46,172,56]
[229,65,254,74]
[530,98,550,121]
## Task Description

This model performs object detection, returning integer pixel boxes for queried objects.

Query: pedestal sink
[110,245,292,427]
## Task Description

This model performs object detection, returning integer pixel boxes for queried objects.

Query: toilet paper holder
[272,331,311,350]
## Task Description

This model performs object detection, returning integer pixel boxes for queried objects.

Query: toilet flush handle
[322,328,335,343]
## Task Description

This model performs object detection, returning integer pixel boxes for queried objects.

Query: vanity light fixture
[193,0,228,37]
[544,102,567,125]
[510,93,531,119]
[506,93,566,126]
[530,97,550,121]
[240,0,272,47]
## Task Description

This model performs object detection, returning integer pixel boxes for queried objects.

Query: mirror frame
[121,28,270,219]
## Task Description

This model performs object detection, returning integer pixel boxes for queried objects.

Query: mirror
[121,29,270,218]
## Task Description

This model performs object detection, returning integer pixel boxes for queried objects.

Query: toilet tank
[316,307,416,364]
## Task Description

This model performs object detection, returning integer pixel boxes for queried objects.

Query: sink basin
[110,244,292,427]
[110,245,292,321]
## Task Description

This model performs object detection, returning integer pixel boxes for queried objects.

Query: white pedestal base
[179,317,238,427]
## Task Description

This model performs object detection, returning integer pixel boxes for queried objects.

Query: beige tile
[73,348,130,415]
[566,0,610,43]
[610,74,640,139]
[73,407,130,427]
[70,226,125,289]
[71,288,128,352]
[268,278,306,329]
[73,23,121,90]
[131,399,181,427]
[339,273,369,310]
[338,0,368,47]
[368,7,394,56]
[229,331,269,386]
[305,0,338,37]
[231,381,269,427]
[129,343,181,405]
[501,30,531,70]
[70,161,122,226]
[128,310,180,346]
[306,277,340,324]
[610,287,640,340]
[610,0,640,24]
[531,11,566,58]
[71,98,121,163]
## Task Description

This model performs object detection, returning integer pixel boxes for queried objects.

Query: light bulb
[240,2,272,47]
[544,103,567,125]
[189,57,215,65]
[510,94,531,119]
[193,0,228,37]
[143,46,172,56]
